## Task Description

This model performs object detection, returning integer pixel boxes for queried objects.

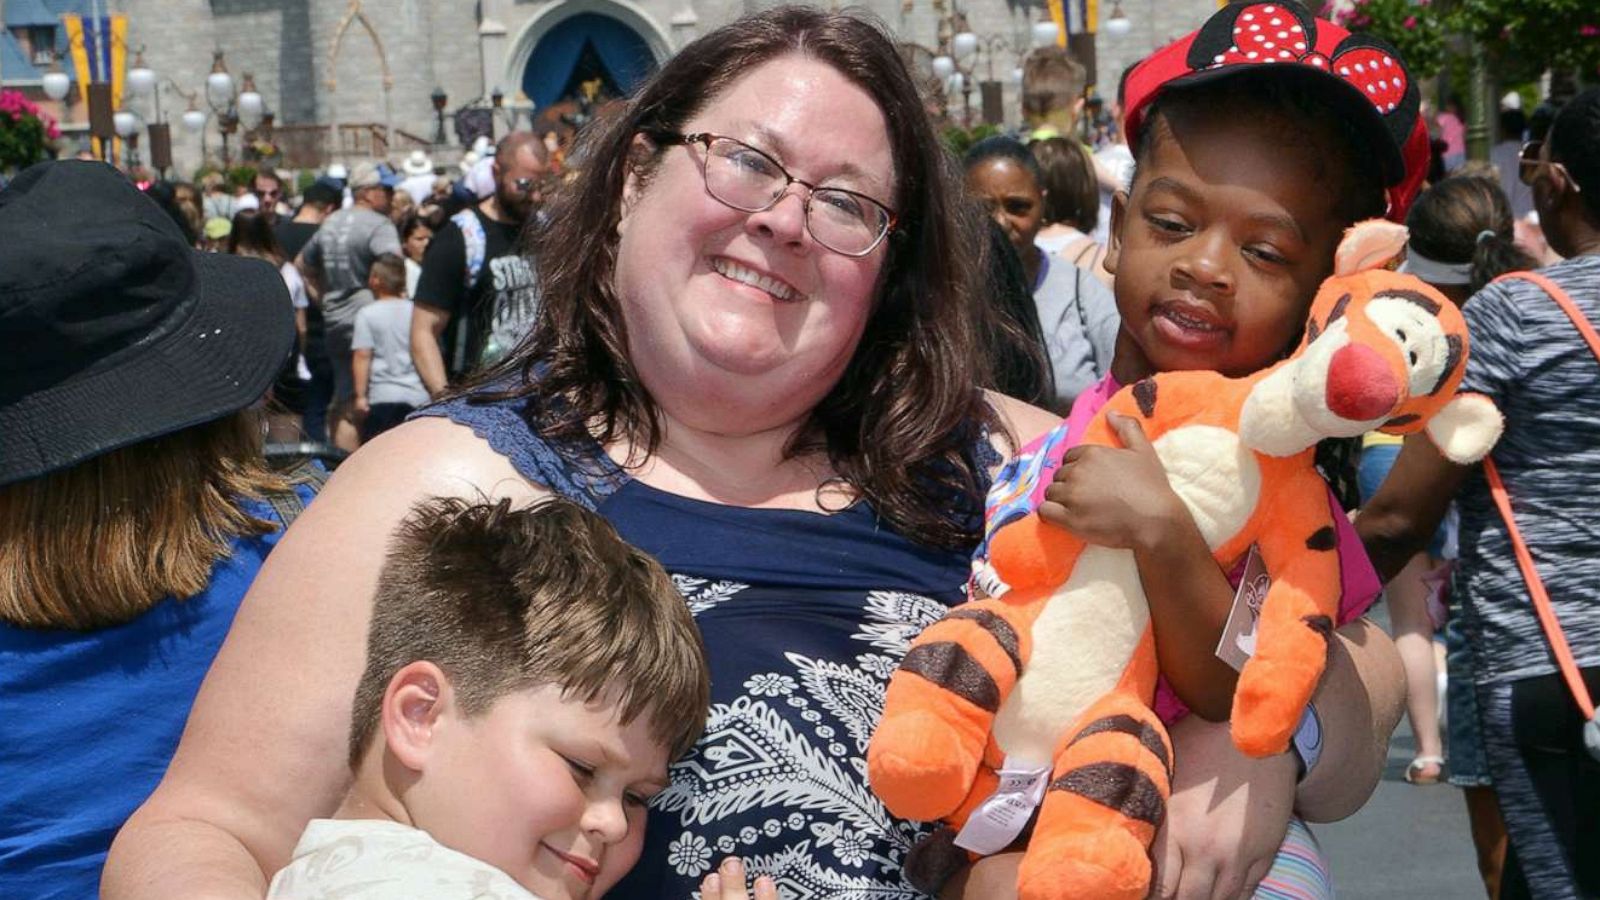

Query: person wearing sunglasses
[1360,87,1600,900]
[409,130,550,396]
[253,169,287,224]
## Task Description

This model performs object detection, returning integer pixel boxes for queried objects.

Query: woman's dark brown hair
[227,209,286,267]
[472,6,1001,549]
[1407,173,1537,294]
[1031,137,1099,233]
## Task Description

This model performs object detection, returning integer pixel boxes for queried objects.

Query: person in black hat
[0,160,326,900]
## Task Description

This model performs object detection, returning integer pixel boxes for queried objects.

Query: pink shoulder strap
[1485,271,1597,720]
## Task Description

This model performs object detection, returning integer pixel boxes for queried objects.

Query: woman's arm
[1354,434,1470,582]
[103,417,544,899]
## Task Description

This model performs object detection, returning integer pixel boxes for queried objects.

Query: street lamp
[127,50,156,100]
[430,86,448,144]
[41,61,71,102]
[113,109,142,168]
[237,74,264,130]
[1031,18,1060,49]
[1102,1,1132,38]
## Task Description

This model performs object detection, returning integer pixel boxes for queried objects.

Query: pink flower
[1581,24,1600,36]
[1404,15,1417,29]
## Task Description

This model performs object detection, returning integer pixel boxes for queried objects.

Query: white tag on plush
[1216,545,1270,672]
[952,757,1052,855]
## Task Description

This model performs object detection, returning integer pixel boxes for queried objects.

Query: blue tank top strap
[411,388,625,509]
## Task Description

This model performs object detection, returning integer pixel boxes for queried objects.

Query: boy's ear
[1335,220,1409,276]
[381,660,452,773]
[1103,189,1128,275]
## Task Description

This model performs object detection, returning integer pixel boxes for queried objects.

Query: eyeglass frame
[644,130,898,257]
[1519,139,1582,192]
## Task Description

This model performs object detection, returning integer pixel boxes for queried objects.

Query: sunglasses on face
[1518,140,1582,192]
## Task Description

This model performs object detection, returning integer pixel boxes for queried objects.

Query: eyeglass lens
[701,137,890,256]
[1519,141,1542,186]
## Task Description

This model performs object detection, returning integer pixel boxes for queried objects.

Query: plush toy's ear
[1335,219,1409,276]
[1425,393,1504,464]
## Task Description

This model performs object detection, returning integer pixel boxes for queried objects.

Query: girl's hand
[1151,713,1299,900]
[1039,413,1187,552]
[700,857,778,900]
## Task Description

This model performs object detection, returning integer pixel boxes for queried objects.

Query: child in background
[966,2,1427,896]
[351,254,428,443]
[267,497,711,900]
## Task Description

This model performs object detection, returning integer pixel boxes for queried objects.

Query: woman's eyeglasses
[648,131,896,257]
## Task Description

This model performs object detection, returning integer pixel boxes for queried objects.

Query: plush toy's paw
[1230,679,1302,757]
[1017,828,1153,900]
[867,709,983,821]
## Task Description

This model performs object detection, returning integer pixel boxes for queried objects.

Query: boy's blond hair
[348,497,709,766]
[1021,47,1086,125]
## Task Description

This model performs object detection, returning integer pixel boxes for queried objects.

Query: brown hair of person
[368,252,407,297]
[1030,136,1099,232]
[0,412,287,630]
[471,5,1003,550]
[1407,173,1536,294]
[348,497,710,766]
[1021,47,1086,123]
[227,209,286,266]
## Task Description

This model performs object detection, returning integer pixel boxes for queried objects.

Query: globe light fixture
[1103,1,1132,37]
[181,103,208,133]
[113,109,140,139]
[948,72,965,94]
[237,74,264,129]
[206,52,234,109]
[931,55,955,79]
[1031,19,1060,48]
[952,31,978,61]
[42,70,71,102]
[126,50,156,98]
[1012,66,1025,85]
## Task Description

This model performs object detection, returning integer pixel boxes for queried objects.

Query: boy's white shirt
[267,818,542,899]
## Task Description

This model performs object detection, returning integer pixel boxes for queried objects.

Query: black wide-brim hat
[0,160,294,486]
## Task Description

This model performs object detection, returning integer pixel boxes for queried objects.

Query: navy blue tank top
[419,390,995,898]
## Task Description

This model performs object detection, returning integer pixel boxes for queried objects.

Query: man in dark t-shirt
[273,181,342,443]
[410,132,549,396]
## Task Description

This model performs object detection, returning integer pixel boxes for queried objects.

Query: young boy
[267,497,710,900]
[351,253,428,443]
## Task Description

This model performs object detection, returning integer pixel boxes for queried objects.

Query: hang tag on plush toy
[1216,546,1270,672]
[951,757,1053,855]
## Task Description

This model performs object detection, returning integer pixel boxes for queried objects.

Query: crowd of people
[2,2,1598,899]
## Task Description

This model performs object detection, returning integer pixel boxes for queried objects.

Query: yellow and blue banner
[62,13,127,158]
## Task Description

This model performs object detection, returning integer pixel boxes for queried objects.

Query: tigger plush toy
[867,220,1504,900]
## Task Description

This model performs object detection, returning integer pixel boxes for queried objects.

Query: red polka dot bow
[1121,0,1429,222]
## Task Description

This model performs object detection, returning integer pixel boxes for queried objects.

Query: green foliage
[0,91,60,174]
[296,169,317,195]
[1320,0,1447,78]
[225,164,258,190]
[941,122,1003,157]
[1446,0,1600,79]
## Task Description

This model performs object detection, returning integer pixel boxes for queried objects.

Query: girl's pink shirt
[990,374,1382,722]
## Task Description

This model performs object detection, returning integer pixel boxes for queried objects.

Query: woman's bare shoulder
[325,415,548,507]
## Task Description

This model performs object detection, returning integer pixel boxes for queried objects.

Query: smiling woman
[104,8,1054,900]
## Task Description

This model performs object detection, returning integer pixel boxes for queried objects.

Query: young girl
[963,2,1427,895]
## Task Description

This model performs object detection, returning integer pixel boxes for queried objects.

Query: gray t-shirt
[352,299,429,407]
[1033,254,1120,413]
[1455,255,1600,684]
[301,206,400,299]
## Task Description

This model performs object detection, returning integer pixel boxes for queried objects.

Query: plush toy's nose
[1326,342,1400,422]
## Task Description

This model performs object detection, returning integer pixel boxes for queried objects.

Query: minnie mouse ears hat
[1121,0,1429,221]
[0,161,293,486]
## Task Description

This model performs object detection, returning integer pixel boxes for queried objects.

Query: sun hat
[401,149,435,177]
[0,160,294,486]
[1120,0,1429,221]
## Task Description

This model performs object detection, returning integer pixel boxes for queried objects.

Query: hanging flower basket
[0,90,62,173]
